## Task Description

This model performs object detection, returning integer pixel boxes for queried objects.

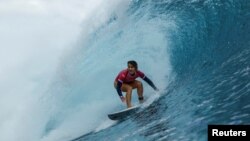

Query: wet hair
[127,60,138,70]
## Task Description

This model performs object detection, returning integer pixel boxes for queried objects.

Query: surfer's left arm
[143,76,159,91]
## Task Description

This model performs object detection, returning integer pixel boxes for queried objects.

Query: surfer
[114,60,159,108]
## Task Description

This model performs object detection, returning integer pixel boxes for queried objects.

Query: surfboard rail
[108,106,140,120]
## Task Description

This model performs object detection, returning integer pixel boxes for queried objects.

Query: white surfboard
[108,105,141,120]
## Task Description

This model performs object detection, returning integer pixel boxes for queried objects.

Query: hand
[120,96,126,103]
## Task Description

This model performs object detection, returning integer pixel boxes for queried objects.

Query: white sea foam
[0,0,131,141]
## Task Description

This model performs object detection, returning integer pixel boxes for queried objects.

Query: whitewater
[0,0,249,141]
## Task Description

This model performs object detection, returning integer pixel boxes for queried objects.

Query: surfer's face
[128,64,136,75]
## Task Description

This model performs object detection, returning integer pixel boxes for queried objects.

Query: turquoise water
[2,0,248,141]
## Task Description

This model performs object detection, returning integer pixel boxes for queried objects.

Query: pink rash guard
[115,69,146,83]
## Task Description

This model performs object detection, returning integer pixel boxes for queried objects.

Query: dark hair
[127,60,138,70]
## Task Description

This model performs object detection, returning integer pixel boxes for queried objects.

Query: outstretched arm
[143,76,159,91]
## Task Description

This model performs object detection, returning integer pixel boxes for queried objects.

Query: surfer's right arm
[116,81,125,102]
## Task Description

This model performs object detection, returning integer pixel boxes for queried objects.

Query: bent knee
[122,84,133,92]
[136,81,143,87]
[127,86,133,92]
